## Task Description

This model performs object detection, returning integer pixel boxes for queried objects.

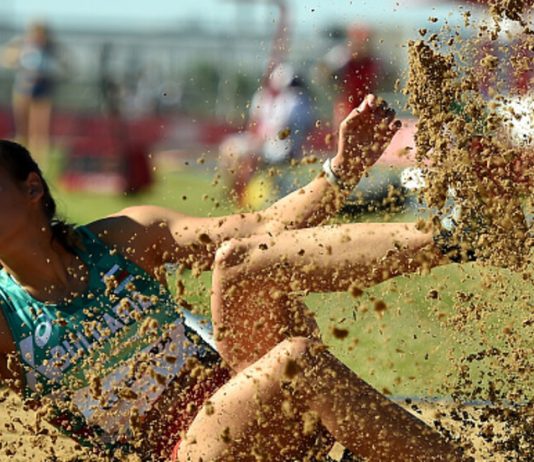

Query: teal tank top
[0,226,217,449]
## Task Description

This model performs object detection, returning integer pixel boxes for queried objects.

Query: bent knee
[176,438,206,462]
[213,238,251,270]
[271,336,322,365]
[177,435,226,462]
[213,234,272,271]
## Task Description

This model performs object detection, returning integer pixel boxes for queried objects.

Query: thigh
[211,222,437,371]
[177,339,328,462]
[140,361,231,461]
[224,222,434,292]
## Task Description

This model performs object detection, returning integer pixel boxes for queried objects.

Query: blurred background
[0,0,465,118]
[1,0,506,220]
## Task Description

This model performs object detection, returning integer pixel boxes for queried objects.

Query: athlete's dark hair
[0,140,76,252]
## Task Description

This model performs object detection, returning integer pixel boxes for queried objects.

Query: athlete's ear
[25,172,44,203]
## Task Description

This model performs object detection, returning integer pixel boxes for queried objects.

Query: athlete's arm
[252,94,400,232]
[88,95,400,273]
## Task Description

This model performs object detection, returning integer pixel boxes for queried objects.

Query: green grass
[309,263,532,397]
[52,168,235,224]
[47,155,533,399]
[176,262,532,399]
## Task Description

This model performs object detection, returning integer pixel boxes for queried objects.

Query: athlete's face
[28,23,48,46]
[0,167,40,251]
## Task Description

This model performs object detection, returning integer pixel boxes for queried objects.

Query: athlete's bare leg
[178,337,462,462]
[211,222,444,371]
[196,223,460,461]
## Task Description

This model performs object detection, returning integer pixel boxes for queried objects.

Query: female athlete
[0,95,463,461]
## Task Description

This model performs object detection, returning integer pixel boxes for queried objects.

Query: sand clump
[404,1,533,460]
[405,4,532,268]
[487,0,533,25]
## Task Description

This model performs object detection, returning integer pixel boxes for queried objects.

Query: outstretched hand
[331,94,402,186]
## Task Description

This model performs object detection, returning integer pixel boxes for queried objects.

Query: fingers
[375,97,396,121]
[384,107,396,121]
[352,94,374,116]
[365,93,377,107]
[363,94,396,121]
[342,94,380,127]
[342,94,399,131]
[391,119,403,131]
[377,98,389,111]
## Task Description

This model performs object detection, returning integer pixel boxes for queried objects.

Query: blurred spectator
[1,22,68,167]
[249,64,314,164]
[319,24,380,128]
[219,63,315,204]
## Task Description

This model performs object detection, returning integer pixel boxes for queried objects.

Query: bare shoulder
[87,205,180,241]
[84,205,187,272]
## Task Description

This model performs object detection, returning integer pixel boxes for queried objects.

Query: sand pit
[1,386,527,461]
[0,387,90,461]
